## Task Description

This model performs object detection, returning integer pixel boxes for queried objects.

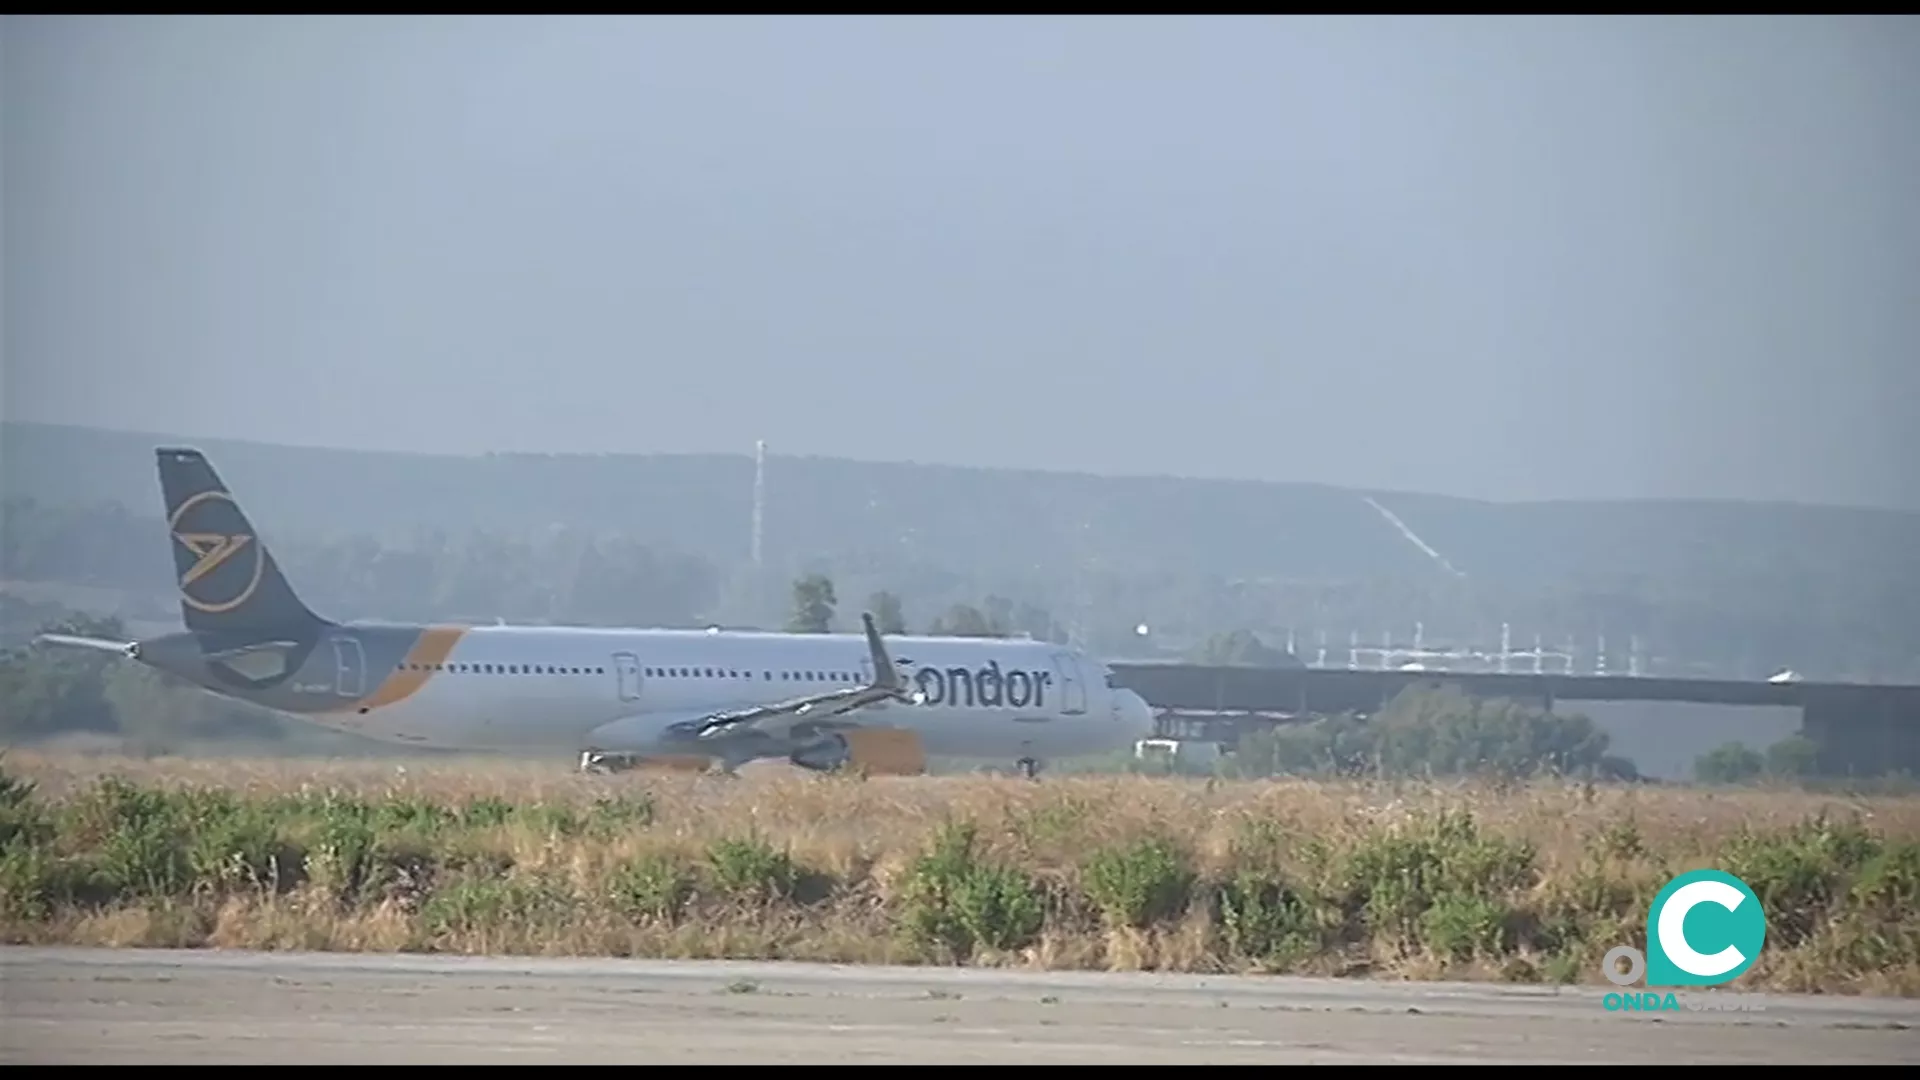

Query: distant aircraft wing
[33,633,139,658]
[693,613,923,742]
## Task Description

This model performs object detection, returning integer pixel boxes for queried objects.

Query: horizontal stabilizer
[34,633,138,658]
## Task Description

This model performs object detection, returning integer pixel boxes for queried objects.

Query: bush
[898,820,1045,959]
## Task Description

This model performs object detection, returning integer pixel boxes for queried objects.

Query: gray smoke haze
[6,15,1917,508]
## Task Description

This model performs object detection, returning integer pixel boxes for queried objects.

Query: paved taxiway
[3,947,1915,1064]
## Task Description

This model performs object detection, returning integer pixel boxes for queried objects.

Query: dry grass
[3,750,1917,995]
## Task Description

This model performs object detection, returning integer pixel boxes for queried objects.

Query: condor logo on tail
[169,490,263,614]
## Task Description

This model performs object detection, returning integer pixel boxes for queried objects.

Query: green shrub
[899,820,1045,958]
[1082,835,1195,929]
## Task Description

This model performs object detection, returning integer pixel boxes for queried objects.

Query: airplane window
[596,667,605,675]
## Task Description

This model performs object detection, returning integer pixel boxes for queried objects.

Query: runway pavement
[3,947,1916,1064]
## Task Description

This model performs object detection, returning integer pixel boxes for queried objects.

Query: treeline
[1212,685,1642,782]
[7,493,1919,680]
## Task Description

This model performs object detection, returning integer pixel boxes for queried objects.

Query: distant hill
[4,421,1917,679]
[8,420,1914,585]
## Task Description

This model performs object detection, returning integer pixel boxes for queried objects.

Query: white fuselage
[319,624,1157,762]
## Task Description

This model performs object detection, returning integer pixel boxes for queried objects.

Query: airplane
[34,448,1158,778]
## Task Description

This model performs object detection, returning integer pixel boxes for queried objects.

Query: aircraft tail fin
[155,447,324,637]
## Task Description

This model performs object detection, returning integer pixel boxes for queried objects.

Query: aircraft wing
[33,633,139,658]
[692,613,923,743]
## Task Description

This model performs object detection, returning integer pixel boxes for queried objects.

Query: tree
[1192,629,1304,668]
[1694,741,1765,785]
[926,602,1006,638]
[788,573,837,633]
[1764,733,1820,779]
[869,590,907,635]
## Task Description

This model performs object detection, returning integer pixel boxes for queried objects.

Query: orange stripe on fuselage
[354,626,468,711]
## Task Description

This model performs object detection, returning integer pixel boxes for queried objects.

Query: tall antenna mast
[751,439,766,568]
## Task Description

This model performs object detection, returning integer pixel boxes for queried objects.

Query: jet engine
[788,728,927,776]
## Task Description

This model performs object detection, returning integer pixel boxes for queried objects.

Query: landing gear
[580,750,634,774]
[1015,756,1043,780]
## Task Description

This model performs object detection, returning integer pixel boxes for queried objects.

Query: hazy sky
[5,16,1917,509]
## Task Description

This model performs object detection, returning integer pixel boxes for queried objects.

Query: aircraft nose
[1115,689,1157,739]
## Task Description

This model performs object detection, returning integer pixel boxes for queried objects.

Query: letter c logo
[1644,869,1767,988]
[1657,879,1747,978]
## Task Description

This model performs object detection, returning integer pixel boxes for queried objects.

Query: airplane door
[1050,652,1087,715]
[333,637,366,698]
[613,653,643,703]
